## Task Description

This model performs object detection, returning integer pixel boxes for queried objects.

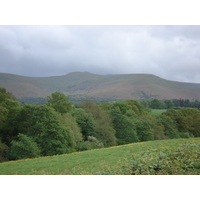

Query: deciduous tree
[46,92,72,114]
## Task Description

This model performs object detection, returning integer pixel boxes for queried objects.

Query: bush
[179,132,194,138]
[7,134,41,160]
[76,136,104,151]
[128,142,200,175]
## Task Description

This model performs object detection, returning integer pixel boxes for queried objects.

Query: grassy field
[0,138,199,175]
[151,109,167,115]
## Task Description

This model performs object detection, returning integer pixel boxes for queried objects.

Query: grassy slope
[0,138,199,175]
[1,72,200,100]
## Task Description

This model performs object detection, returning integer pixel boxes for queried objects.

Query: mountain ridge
[1,71,200,100]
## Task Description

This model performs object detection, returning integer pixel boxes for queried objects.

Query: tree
[46,92,72,114]
[150,99,163,109]
[111,108,139,145]
[60,113,83,148]
[178,108,200,137]
[0,140,8,162]
[0,93,21,145]
[0,106,8,131]
[136,116,154,141]
[7,134,40,160]
[159,114,180,139]
[0,88,16,103]
[72,108,96,140]
[163,109,194,135]
[140,100,150,108]
[79,100,117,146]
[111,101,132,115]
[15,105,75,156]
[124,100,150,115]
[164,100,174,109]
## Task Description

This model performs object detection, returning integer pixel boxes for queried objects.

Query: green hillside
[1,72,200,100]
[1,138,199,175]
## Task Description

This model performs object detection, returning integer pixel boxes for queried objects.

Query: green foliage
[179,108,200,137]
[18,97,47,105]
[0,140,8,162]
[163,108,200,138]
[164,100,174,109]
[1,87,200,164]
[7,134,40,160]
[111,108,139,145]
[0,88,16,103]
[78,100,117,146]
[159,114,180,139]
[60,113,83,147]
[76,136,104,151]
[112,101,132,115]
[15,104,74,156]
[46,91,72,114]
[0,89,21,145]
[136,116,154,141]
[1,138,199,175]
[72,108,96,139]
[140,100,150,108]
[152,115,166,140]
[129,142,200,175]
[125,99,150,115]
[0,106,8,130]
[150,99,163,109]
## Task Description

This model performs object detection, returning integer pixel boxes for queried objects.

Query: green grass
[0,138,199,175]
[151,109,167,115]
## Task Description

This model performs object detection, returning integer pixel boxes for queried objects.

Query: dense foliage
[0,88,200,162]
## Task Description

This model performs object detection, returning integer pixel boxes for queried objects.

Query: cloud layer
[1,25,200,83]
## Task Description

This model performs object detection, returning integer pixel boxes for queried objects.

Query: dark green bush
[7,134,41,160]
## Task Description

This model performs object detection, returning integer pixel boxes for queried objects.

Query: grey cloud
[0,25,200,83]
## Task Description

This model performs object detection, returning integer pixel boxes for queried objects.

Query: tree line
[0,88,200,162]
[141,99,200,109]
[18,97,200,109]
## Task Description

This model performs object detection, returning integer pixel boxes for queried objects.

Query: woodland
[0,87,200,162]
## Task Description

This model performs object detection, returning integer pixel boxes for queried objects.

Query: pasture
[0,137,199,175]
[151,109,167,115]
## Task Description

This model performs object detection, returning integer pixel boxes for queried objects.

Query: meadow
[151,109,167,115]
[1,137,199,175]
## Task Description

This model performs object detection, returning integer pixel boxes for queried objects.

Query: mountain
[1,72,200,100]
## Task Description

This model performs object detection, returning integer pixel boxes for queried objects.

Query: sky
[1,25,200,83]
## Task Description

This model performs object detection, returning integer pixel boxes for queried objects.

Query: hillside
[1,72,200,100]
[0,138,199,175]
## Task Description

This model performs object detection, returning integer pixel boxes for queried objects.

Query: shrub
[179,132,194,138]
[7,134,41,160]
[76,136,104,151]
[128,142,200,175]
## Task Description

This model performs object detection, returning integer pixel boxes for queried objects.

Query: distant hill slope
[1,72,200,100]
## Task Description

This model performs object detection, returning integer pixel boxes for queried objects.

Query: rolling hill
[1,71,200,100]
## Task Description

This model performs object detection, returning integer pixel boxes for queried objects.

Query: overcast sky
[1,25,200,83]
